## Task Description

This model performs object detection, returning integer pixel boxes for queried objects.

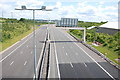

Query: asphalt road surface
[48,24,120,80]
[0,24,120,80]
[0,25,48,79]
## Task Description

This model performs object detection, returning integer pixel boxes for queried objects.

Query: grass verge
[0,26,41,52]
[68,31,120,65]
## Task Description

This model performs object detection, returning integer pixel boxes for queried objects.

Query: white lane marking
[10,61,14,66]
[66,53,68,56]
[62,31,115,80]
[33,31,44,79]
[75,53,78,55]
[33,75,35,80]
[67,36,69,38]
[84,63,87,67]
[27,45,28,47]
[70,62,73,68]
[62,46,64,48]
[0,35,33,62]
[35,30,47,79]
[20,51,23,54]
[24,61,27,66]
[48,43,52,78]
[0,29,40,62]
[31,51,32,54]
[53,30,61,79]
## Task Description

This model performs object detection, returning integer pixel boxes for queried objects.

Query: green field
[93,45,119,65]
[0,18,48,52]
[0,29,33,51]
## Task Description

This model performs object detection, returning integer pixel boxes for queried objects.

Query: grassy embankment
[0,18,48,52]
[68,21,120,65]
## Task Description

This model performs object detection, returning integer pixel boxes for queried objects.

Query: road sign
[56,18,78,27]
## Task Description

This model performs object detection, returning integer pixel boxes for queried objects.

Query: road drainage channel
[38,29,50,80]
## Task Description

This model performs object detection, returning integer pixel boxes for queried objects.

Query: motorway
[0,25,47,79]
[48,24,120,80]
[0,24,120,80]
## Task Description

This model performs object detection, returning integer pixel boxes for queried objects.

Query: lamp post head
[41,6,52,11]
[21,5,27,10]
[41,6,46,10]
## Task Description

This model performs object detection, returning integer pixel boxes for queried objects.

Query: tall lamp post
[15,5,52,80]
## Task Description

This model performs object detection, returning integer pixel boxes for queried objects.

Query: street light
[15,5,52,80]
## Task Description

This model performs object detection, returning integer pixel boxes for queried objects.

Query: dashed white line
[10,61,14,66]
[75,53,78,55]
[62,46,64,48]
[31,51,32,54]
[0,34,33,62]
[84,63,87,67]
[20,51,23,54]
[66,53,68,56]
[24,61,27,66]
[27,45,28,47]
[0,29,40,62]
[70,62,73,68]
[62,31,116,80]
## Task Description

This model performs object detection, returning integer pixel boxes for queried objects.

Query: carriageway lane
[1,26,47,78]
[48,25,119,79]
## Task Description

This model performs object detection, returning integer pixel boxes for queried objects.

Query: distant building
[56,18,78,27]
[97,22,119,35]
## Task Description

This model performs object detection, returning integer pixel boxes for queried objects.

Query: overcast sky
[0,0,119,22]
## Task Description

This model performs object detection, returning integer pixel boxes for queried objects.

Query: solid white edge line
[0,28,35,54]
[48,40,51,79]
[36,39,45,78]
[0,29,40,62]
[33,26,47,79]
[48,27,51,79]
[0,35,33,63]
[52,29,61,79]
[62,30,116,80]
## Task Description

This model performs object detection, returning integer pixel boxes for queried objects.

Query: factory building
[97,22,119,35]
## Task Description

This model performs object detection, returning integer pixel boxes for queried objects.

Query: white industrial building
[97,22,119,35]
[88,22,119,35]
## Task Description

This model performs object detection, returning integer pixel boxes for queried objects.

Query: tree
[19,18,26,22]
